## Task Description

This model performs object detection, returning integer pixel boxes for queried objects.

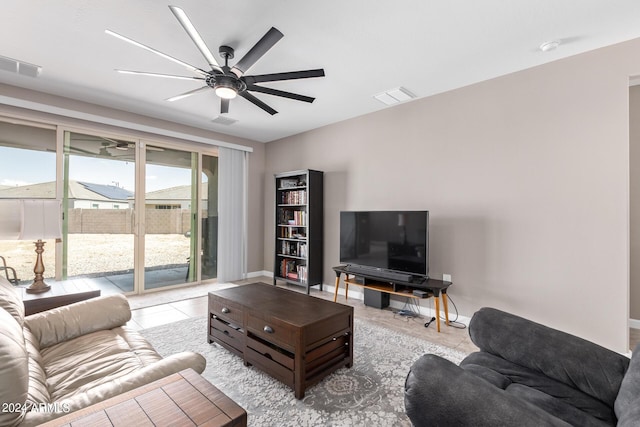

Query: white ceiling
[3,1,640,143]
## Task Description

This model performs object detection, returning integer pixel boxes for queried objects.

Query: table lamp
[19,200,62,294]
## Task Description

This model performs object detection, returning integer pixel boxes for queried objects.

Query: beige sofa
[0,276,206,426]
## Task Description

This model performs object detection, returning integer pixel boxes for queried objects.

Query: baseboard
[247,270,272,279]
[630,318,640,330]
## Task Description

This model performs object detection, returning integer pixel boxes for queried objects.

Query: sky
[0,146,195,193]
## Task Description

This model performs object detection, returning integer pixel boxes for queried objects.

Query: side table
[39,369,247,427]
[22,280,101,316]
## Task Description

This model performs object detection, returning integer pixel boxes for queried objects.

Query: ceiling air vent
[0,55,42,77]
[373,87,416,106]
[211,116,238,125]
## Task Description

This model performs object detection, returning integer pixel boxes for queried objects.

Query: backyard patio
[0,233,191,285]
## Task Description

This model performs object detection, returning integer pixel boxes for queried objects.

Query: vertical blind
[216,147,248,282]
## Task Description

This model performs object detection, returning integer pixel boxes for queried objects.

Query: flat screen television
[339,210,429,278]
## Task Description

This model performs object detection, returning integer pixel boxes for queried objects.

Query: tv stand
[332,265,451,332]
[342,264,414,282]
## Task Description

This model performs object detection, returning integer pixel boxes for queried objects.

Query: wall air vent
[211,116,238,125]
[0,55,42,77]
[373,86,416,106]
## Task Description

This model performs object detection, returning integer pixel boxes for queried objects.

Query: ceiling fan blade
[165,86,211,102]
[247,85,315,103]
[238,92,278,115]
[115,69,205,81]
[231,27,284,77]
[169,6,222,72]
[244,69,325,84]
[105,29,208,77]
[221,98,230,114]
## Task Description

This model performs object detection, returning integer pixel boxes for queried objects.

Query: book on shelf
[278,209,307,226]
[297,265,308,283]
[279,258,308,283]
[281,190,307,205]
[280,241,307,257]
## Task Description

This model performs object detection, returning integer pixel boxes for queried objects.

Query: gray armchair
[404,307,640,426]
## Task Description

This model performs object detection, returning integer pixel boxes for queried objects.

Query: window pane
[0,121,57,284]
[0,121,56,197]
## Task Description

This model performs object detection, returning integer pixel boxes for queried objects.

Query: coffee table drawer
[246,336,294,370]
[246,347,294,388]
[305,313,352,349]
[210,297,244,324]
[210,318,244,352]
[246,314,295,352]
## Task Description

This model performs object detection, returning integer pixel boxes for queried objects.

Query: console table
[22,280,101,316]
[208,282,353,399]
[332,265,451,332]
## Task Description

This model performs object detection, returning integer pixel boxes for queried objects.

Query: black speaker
[363,288,390,309]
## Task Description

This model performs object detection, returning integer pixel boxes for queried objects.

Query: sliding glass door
[201,154,218,280]
[143,143,198,290]
[60,130,218,294]
[63,131,136,291]
[0,119,57,284]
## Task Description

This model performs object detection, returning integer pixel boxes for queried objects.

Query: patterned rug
[140,317,466,426]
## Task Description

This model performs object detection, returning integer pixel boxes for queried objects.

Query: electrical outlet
[442,274,452,282]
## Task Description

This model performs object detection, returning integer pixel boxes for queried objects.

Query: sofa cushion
[26,294,131,349]
[23,327,51,406]
[0,275,24,326]
[614,343,640,426]
[469,307,629,408]
[0,308,28,427]
[461,351,616,424]
[41,326,163,402]
[507,383,611,427]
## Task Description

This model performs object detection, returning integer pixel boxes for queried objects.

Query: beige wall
[630,86,640,320]
[264,38,640,352]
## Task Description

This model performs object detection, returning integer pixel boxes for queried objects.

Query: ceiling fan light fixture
[215,86,237,99]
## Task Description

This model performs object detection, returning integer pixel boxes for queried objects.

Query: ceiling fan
[105,5,325,116]
[68,136,163,158]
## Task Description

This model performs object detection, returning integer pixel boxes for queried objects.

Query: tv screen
[340,210,429,277]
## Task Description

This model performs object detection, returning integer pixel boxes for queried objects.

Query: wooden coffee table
[40,369,246,426]
[208,283,354,399]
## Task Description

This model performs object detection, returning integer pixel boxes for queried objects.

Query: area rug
[140,317,466,426]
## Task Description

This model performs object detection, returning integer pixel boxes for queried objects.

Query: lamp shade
[0,199,22,239]
[19,200,62,240]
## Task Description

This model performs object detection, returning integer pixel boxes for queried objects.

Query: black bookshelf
[273,169,323,294]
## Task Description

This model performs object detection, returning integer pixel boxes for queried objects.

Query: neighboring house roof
[78,181,133,200]
[0,180,132,201]
[143,183,208,201]
[0,181,56,198]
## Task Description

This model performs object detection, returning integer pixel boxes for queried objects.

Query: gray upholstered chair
[404,307,640,426]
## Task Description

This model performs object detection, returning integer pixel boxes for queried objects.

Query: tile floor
[126,277,473,354]
[127,277,640,354]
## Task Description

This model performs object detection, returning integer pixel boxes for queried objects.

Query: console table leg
[435,296,441,332]
[333,275,340,302]
[443,293,450,325]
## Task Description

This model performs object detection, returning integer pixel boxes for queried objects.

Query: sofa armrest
[469,307,630,407]
[25,294,131,349]
[405,354,570,427]
[20,352,206,427]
